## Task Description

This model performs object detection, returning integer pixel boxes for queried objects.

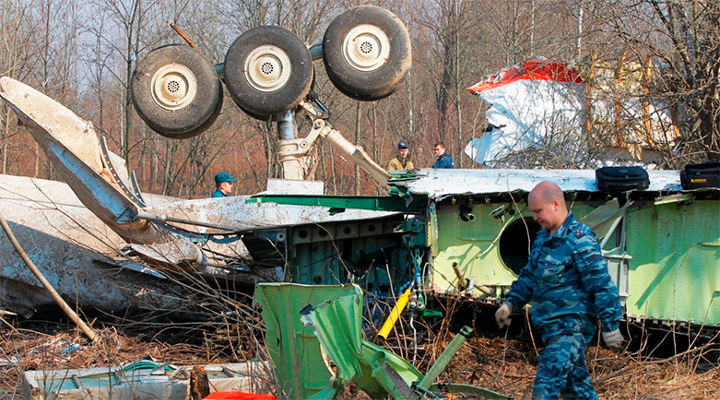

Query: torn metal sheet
[393,168,682,198]
[0,77,161,244]
[0,174,191,317]
[144,195,399,233]
[261,283,512,399]
[298,287,423,399]
[465,59,678,166]
[302,293,512,399]
[22,360,272,400]
[253,283,360,400]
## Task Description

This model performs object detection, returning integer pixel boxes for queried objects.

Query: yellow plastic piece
[377,289,412,341]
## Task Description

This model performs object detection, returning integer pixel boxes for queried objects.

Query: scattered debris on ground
[0,324,236,399]
[2,318,719,399]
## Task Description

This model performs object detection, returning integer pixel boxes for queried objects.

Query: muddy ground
[1,309,719,400]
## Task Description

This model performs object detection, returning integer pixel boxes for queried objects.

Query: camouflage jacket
[505,211,622,338]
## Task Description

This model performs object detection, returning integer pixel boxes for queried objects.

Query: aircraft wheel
[322,5,411,101]
[237,105,276,123]
[224,26,313,119]
[131,45,223,139]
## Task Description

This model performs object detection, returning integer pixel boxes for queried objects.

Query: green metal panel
[430,201,599,294]
[299,288,365,383]
[625,200,720,325]
[247,194,422,212]
[432,203,520,290]
[299,288,423,399]
[253,283,360,399]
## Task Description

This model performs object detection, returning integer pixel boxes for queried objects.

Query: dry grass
[449,335,720,400]
[2,314,719,400]
[0,325,236,399]
[332,331,720,400]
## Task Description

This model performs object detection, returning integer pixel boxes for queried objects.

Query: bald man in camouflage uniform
[496,181,624,400]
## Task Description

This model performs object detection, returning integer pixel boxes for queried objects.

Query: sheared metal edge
[144,195,401,236]
[0,174,190,317]
[395,168,682,198]
[299,286,429,399]
[254,283,360,400]
[0,77,162,244]
[299,289,364,382]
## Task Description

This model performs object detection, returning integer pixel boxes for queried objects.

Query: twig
[0,210,101,344]
[631,342,719,365]
[592,365,630,385]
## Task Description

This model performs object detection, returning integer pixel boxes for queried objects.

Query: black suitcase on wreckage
[681,160,720,189]
[595,166,650,192]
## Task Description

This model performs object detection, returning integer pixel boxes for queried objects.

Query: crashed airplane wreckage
[2,75,719,334]
[0,4,411,318]
[464,58,681,167]
[1,3,719,336]
[0,76,399,317]
[254,168,720,333]
[0,174,194,318]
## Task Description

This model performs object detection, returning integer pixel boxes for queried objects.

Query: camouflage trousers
[531,331,598,400]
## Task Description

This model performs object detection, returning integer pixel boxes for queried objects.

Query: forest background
[1,0,719,198]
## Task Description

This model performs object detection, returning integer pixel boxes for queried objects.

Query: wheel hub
[151,64,197,111]
[245,45,292,92]
[343,24,390,72]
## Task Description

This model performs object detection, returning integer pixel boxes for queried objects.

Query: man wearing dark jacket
[212,172,236,198]
[432,142,454,168]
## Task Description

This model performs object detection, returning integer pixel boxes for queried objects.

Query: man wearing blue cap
[212,172,236,198]
[387,141,414,171]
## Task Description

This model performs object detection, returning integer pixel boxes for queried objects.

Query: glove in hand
[495,302,512,329]
[602,329,624,350]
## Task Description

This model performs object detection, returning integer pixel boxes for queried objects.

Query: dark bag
[680,160,720,189]
[596,166,650,192]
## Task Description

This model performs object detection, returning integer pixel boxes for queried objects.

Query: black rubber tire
[179,88,223,138]
[131,44,222,139]
[322,5,411,101]
[238,105,276,122]
[224,26,313,119]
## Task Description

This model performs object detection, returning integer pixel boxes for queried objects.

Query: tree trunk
[355,102,362,195]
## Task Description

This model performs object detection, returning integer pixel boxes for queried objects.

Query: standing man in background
[495,181,623,399]
[432,142,454,168]
[387,141,414,170]
[212,172,236,198]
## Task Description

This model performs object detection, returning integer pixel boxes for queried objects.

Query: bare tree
[0,0,81,178]
[0,0,36,175]
[86,0,165,171]
[413,0,493,168]
[592,0,720,163]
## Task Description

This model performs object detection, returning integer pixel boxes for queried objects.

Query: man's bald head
[528,181,568,235]
[529,181,565,207]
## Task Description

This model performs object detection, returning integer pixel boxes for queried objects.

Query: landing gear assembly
[130,6,411,185]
